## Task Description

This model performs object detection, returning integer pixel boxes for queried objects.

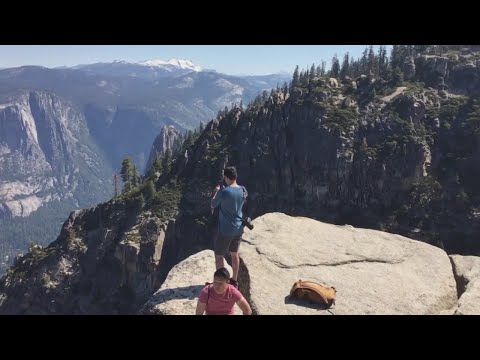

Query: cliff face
[145,125,183,172]
[0,201,175,314]
[0,90,111,218]
[176,85,479,255]
[414,53,480,95]
[0,90,113,273]
[0,181,203,314]
[449,255,480,314]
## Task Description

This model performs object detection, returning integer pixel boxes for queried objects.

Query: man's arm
[195,300,207,315]
[236,296,252,315]
[211,186,223,209]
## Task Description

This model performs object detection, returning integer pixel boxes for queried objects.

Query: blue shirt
[211,185,247,236]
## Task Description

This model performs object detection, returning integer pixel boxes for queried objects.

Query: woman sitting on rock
[195,267,252,315]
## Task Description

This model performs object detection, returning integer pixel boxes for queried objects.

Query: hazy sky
[0,45,391,76]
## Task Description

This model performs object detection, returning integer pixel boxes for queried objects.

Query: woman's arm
[195,300,207,315]
[236,296,252,315]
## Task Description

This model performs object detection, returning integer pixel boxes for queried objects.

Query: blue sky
[0,45,391,76]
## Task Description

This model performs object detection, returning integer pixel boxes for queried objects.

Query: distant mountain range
[0,60,290,164]
[67,58,203,81]
[0,58,290,273]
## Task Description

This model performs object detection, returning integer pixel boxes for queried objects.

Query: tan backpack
[289,280,336,308]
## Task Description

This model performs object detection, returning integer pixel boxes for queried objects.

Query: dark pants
[214,232,242,256]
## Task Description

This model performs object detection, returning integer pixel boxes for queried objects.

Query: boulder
[240,213,457,315]
[141,250,241,315]
[449,255,480,315]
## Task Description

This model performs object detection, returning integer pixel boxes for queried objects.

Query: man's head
[213,267,231,294]
[223,166,238,185]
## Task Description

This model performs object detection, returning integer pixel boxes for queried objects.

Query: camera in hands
[243,216,254,230]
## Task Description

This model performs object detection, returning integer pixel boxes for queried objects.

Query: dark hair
[214,267,230,280]
[223,166,237,181]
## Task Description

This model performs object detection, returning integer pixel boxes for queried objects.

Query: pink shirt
[199,284,243,315]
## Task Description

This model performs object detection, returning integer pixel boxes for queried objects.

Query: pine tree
[290,65,300,93]
[299,71,305,86]
[136,194,145,210]
[262,90,269,102]
[192,127,199,143]
[370,87,376,102]
[414,45,429,54]
[120,157,132,183]
[131,165,139,188]
[253,94,263,107]
[351,57,361,78]
[360,47,369,74]
[145,180,156,201]
[390,45,400,69]
[392,67,404,85]
[184,130,193,148]
[304,69,310,86]
[396,45,410,67]
[367,45,376,74]
[340,52,350,79]
[152,153,163,174]
[113,172,118,197]
[378,45,387,77]
[321,61,326,76]
[120,157,133,192]
[162,148,172,174]
[309,63,316,83]
[406,45,414,57]
[330,54,340,78]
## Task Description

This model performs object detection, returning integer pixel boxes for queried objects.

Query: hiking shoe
[229,278,238,289]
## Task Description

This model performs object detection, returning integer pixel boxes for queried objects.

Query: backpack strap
[205,282,212,307]
[207,284,211,305]
[240,186,248,199]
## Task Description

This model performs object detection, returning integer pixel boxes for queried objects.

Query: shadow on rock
[284,295,335,312]
[152,284,205,303]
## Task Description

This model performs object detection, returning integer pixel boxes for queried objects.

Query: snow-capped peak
[138,58,202,72]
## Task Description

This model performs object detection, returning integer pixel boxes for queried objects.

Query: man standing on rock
[211,166,247,289]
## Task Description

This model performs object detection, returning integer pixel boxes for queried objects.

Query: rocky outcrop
[145,125,182,172]
[178,77,479,255]
[448,62,480,94]
[175,86,439,243]
[0,202,177,314]
[141,250,241,315]
[403,57,416,80]
[240,213,457,315]
[449,255,480,315]
[139,213,480,315]
[415,52,480,95]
